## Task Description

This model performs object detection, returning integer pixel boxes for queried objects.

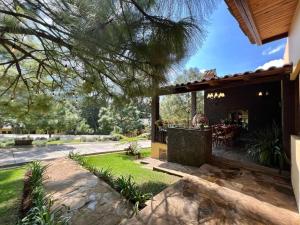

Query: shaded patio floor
[212,145,254,163]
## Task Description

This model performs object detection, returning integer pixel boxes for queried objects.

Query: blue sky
[184,1,287,76]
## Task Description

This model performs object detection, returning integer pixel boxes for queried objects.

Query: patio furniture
[213,125,237,147]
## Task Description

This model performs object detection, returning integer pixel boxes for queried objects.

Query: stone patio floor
[130,157,300,225]
[212,145,254,163]
[43,157,300,225]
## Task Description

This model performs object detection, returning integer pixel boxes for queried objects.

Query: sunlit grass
[0,166,26,225]
[84,148,179,194]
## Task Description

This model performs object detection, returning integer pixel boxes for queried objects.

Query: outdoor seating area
[151,65,293,172]
[212,124,239,147]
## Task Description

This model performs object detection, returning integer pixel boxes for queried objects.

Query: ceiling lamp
[207,92,225,99]
[257,91,269,97]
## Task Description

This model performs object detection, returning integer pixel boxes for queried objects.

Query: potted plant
[155,120,163,128]
[192,113,208,130]
[125,142,141,159]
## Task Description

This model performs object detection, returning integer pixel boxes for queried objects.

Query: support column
[281,77,292,159]
[151,95,159,142]
[191,91,197,120]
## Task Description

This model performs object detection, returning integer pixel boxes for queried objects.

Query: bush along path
[18,161,68,225]
[69,152,152,213]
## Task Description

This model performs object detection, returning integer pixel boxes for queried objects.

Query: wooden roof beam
[233,0,262,45]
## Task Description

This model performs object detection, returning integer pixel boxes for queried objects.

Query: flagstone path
[43,158,133,225]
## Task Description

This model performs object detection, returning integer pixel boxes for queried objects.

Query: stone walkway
[42,156,300,225]
[0,140,150,167]
[44,158,133,225]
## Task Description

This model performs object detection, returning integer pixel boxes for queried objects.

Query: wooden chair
[215,126,234,147]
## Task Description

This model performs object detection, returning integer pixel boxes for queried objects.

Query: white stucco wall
[292,136,300,213]
[288,1,300,72]
[289,1,300,214]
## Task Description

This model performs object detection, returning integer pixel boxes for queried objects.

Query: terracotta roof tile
[169,63,292,88]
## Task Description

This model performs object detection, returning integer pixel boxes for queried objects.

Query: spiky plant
[247,122,289,171]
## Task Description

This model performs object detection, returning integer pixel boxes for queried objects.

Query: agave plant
[19,161,69,225]
[115,176,152,213]
[247,122,289,170]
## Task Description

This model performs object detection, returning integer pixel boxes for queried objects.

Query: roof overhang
[159,64,292,95]
[226,0,299,45]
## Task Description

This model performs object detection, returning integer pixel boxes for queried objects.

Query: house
[225,0,300,212]
[0,125,12,134]
[150,0,300,212]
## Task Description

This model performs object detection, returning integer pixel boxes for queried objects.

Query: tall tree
[160,68,205,125]
[98,103,144,135]
[0,0,217,102]
[79,95,108,134]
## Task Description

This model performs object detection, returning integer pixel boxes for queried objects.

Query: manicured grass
[85,148,179,195]
[0,166,26,225]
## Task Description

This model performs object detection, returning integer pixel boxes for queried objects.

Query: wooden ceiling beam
[233,0,262,45]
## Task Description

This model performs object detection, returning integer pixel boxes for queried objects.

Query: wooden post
[191,91,197,120]
[281,77,292,159]
[295,76,300,134]
[151,95,159,142]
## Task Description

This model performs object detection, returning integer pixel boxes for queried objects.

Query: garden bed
[83,148,179,195]
[68,148,179,214]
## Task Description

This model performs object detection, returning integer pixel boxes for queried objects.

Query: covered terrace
[151,64,295,171]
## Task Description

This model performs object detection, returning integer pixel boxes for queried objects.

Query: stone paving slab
[0,140,150,167]
[124,177,300,225]
[44,158,133,225]
[139,157,297,212]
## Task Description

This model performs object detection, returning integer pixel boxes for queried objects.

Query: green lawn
[0,166,26,225]
[85,149,179,195]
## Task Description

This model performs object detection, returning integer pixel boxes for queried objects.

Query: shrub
[48,137,60,142]
[125,142,140,156]
[115,176,152,212]
[98,136,112,141]
[246,122,289,170]
[35,137,47,141]
[94,168,114,187]
[68,152,152,214]
[19,161,68,225]
[68,152,87,166]
[32,140,47,147]
[0,139,14,148]
[111,133,125,141]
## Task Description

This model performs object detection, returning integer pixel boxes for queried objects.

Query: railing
[154,126,167,144]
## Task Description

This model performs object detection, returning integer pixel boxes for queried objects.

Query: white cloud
[199,69,207,73]
[262,44,285,55]
[256,59,284,70]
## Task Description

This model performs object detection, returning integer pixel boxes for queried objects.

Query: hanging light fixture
[207,92,225,99]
